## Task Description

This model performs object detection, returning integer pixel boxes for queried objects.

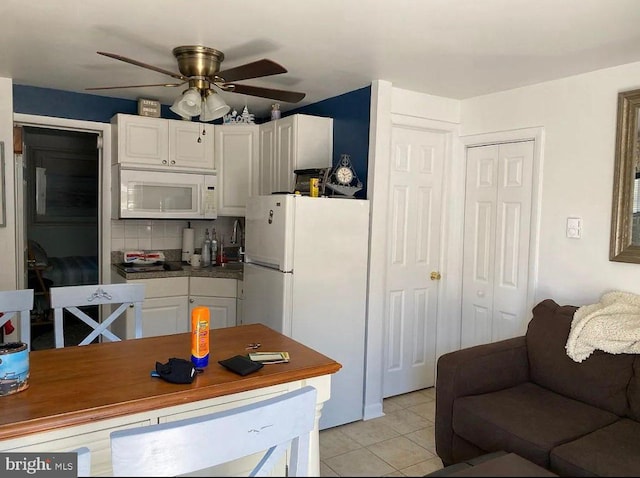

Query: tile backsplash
[111,216,243,253]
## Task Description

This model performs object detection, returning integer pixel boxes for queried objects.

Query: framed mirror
[610,88,640,262]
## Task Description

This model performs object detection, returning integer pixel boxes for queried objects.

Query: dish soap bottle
[202,229,211,267]
[211,228,218,266]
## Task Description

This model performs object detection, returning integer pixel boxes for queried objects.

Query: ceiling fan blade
[97,51,188,81]
[216,59,287,83]
[86,83,184,91]
[225,84,305,103]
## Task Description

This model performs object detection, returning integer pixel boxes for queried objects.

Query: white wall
[461,61,640,306]
[0,77,16,291]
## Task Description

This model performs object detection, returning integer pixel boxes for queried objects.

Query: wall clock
[325,154,363,197]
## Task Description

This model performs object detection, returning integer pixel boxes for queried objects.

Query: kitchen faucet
[231,219,244,261]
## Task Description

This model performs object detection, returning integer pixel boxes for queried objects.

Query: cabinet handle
[162,160,168,165]
[170,160,176,165]
[189,298,194,303]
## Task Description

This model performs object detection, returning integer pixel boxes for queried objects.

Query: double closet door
[461,141,534,348]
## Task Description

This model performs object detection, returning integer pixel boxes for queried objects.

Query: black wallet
[218,354,264,376]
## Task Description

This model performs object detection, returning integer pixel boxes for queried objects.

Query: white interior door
[461,141,534,348]
[383,126,445,398]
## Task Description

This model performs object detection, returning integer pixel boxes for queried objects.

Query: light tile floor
[319,387,444,477]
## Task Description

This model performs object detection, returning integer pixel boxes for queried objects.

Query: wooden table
[0,324,341,476]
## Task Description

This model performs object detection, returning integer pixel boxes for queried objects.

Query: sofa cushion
[526,299,634,416]
[550,418,640,477]
[625,358,640,421]
[452,382,620,468]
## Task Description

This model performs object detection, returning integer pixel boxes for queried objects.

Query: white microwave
[114,166,217,219]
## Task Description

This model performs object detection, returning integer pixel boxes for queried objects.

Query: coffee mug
[189,254,202,268]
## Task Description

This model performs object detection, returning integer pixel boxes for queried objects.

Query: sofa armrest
[435,336,529,465]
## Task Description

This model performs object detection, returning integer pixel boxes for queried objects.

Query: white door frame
[364,81,460,420]
[458,127,545,337]
[13,113,112,288]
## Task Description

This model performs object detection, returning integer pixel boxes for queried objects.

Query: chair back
[111,386,318,477]
[51,283,145,348]
[0,289,34,350]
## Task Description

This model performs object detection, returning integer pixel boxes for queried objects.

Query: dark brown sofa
[435,298,640,476]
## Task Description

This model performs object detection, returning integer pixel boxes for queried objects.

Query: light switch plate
[567,217,581,238]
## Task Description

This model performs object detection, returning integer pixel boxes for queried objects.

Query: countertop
[112,262,244,281]
[0,324,340,440]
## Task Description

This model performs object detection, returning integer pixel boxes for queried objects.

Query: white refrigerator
[243,194,370,429]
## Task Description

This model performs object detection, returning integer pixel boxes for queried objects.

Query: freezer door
[241,263,293,336]
[245,195,295,271]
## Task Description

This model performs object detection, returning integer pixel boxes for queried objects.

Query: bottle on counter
[211,229,218,266]
[202,229,211,267]
[217,234,227,265]
[191,306,210,368]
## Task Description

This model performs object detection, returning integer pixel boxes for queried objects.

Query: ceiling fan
[87,45,306,121]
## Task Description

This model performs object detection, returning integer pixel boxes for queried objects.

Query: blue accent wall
[287,86,371,198]
[13,84,372,195]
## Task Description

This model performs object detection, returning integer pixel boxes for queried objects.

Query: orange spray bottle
[191,306,210,368]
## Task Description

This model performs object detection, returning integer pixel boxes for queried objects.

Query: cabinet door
[258,122,276,194]
[275,117,295,192]
[141,296,190,337]
[215,125,258,216]
[237,280,244,325]
[189,296,237,329]
[115,114,168,167]
[169,121,215,171]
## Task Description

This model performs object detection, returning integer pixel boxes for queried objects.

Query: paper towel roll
[182,228,195,262]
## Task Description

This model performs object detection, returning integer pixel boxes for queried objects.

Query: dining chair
[71,446,91,477]
[51,283,145,348]
[110,385,318,477]
[0,289,34,350]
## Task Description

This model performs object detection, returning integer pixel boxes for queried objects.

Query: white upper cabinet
[214,124,259,217]
[112,114,215,172]
[258,114,333,194]
[112,114,168,166]
[169,121,215,170]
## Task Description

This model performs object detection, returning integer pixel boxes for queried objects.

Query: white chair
[51,283,145,348]
[0,289,34,350]
[111,386,318,477]
[71,446,91,477]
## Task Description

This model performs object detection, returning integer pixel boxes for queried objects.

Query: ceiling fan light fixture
[170,87,202,119]
[200,89,230,122]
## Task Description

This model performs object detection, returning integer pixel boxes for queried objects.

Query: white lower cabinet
[110,274,190,339]
[140,296,190,337]
[110,273,240,337]
[237,280,244,325]
[189,277,238,329]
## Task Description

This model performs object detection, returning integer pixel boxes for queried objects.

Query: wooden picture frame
[610,88,640,262]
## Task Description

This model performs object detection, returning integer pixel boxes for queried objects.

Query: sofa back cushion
[526,299,633,417]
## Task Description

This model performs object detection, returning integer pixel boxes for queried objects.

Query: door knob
[430,271,442,280]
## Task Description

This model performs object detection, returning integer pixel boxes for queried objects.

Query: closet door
[461,141,534,348]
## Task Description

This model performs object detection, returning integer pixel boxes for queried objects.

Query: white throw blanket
[565,291,640,362]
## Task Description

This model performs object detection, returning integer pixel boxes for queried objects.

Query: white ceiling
[2,0,640,118]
